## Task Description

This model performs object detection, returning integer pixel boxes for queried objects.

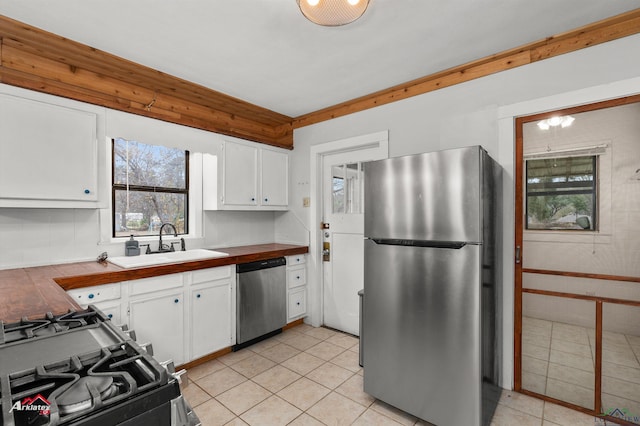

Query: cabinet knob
[174,298,179,304]
[107,314,113,319]
[84,189,91,194]
[296,302,301,306]
[88,293,95,299]
[264,198,269,202]
[196,294,201,299]
[251,197,255,202]
[296,276,300,280]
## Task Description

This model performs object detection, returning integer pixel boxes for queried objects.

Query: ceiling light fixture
[537,115,575,130]
[297,0,370,26]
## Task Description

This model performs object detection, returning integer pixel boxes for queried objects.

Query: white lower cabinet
[286,255,307,322]
[129,289,185,365]
[125,273,185,365]
[122,266,233,366]
[67,283,122,323]
[189,266,233,360]
[288,288,307,319]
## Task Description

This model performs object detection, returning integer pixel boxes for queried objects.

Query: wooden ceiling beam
[292,9,640,130]
[1,9,639,149]
[0,14,294,149]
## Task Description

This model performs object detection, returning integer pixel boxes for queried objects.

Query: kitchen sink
[108,249,229,268]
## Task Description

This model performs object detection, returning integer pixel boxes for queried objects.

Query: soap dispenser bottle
[125,235,140,256]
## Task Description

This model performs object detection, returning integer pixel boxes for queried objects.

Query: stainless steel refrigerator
[362,146,502,426]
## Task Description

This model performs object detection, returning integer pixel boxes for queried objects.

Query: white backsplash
[204,210,276,249]
[0,208,101,269]
[0,208,284,270]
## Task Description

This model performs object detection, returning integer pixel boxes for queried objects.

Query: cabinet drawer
[287,267,306,289]
[67,283,120,305]
[128,273,183,296]
[286,255,306,266]
[288,288,307,320]
[93,300,122,324]
[191,266,232,285]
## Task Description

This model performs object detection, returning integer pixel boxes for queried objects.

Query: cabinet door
[129,291,184,365]
[288,288,307,320]
[0,94,97,202]
[261,149,288,207]
[191,281,232,360]
[223,142,258,206]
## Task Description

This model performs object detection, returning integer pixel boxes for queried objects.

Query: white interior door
[322,148,386,335]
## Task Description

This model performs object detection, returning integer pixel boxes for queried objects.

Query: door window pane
[332,162,363,214]
[332,165,345,214]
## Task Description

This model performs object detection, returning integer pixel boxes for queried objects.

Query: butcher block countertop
[0,243,308,323]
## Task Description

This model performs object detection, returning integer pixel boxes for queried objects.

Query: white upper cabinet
[223,141,259,207]
[203,138,289,210]
[0,93,99,207]
[260,148,288,208]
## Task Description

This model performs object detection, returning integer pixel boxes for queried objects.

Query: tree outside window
[112,138,188,237]
[526,156,597,231]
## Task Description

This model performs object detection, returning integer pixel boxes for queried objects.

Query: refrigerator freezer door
[364,146,483,242]
[363,239,482,426]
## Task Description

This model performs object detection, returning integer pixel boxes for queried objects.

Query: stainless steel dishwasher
[236,257,287,349]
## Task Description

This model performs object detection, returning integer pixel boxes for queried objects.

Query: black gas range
[0,307,200,426]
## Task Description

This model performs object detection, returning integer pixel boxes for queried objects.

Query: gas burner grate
[0,308,104,346]
[2,341,168,426]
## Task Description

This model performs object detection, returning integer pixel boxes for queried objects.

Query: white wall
[0,85,279,269]
[280,33,640,389]
[204,211,276,248]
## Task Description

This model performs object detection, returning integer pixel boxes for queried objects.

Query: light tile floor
[183,324,625,425]
[522,316,640,423]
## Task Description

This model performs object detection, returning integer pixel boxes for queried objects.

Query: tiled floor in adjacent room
[182,324,623,425]
[522,315,640,419]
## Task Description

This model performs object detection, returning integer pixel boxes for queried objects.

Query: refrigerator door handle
[370,238,467,249]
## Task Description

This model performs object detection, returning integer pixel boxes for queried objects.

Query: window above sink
[112,138,189,238]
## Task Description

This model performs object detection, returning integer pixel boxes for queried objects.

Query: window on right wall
[525,155,597,231]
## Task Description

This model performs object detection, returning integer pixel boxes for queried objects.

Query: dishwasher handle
[236,257,286,273]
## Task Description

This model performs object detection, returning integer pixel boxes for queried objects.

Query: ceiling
[0,1,638,118]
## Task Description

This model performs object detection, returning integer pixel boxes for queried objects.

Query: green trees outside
[526,156,595,230]
[113,139,187,237]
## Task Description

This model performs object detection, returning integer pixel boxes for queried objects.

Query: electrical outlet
[303,197,310,207]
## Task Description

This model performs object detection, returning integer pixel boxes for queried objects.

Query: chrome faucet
[158,222,178,252]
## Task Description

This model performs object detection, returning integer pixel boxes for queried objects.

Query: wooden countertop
[0,243,308,323]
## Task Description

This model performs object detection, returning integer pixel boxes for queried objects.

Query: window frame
[111,138,190,238]
[525,155,597,231]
